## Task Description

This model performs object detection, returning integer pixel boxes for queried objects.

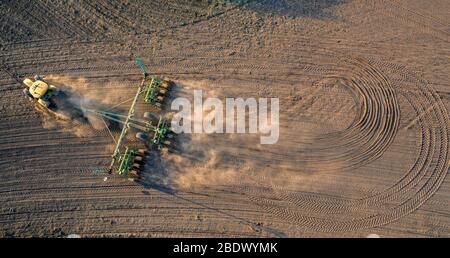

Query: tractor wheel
[48,86,59,96]
[136,132,149,142]
[38,98,51,108]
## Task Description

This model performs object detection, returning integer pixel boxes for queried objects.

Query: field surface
[0,0,449,237]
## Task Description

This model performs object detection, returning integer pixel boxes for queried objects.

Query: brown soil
[0,0,449,237]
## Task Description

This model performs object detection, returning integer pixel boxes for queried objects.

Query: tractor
[22,75,85,121]
[23,75,59,108]
[25,58,175,181]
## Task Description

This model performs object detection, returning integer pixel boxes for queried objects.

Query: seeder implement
[116,147,146,179]
[83,57,173,180]
[137,113,172,149]
[143,76,170,106]
[151,115,170,146]
[117,147,135,176]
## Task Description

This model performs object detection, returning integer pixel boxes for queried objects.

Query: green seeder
[144,115,170,148]
[116,147,146,179]
[82,57,173,179]
[144,76,169,104]
[117,147,135,176]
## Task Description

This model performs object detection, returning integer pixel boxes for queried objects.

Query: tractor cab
[29,80,50,99]
[23,75,58,108]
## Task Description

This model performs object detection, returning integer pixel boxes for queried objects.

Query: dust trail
[161,79,346,193]
[158,80,276,190]
[139,80,241,189]
[169,146,239,189]
[35,75,126,138]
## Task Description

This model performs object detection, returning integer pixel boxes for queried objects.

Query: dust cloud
[36,75,126,138]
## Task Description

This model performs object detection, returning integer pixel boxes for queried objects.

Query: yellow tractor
[22,75,88,122]
[22,75,59,108]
